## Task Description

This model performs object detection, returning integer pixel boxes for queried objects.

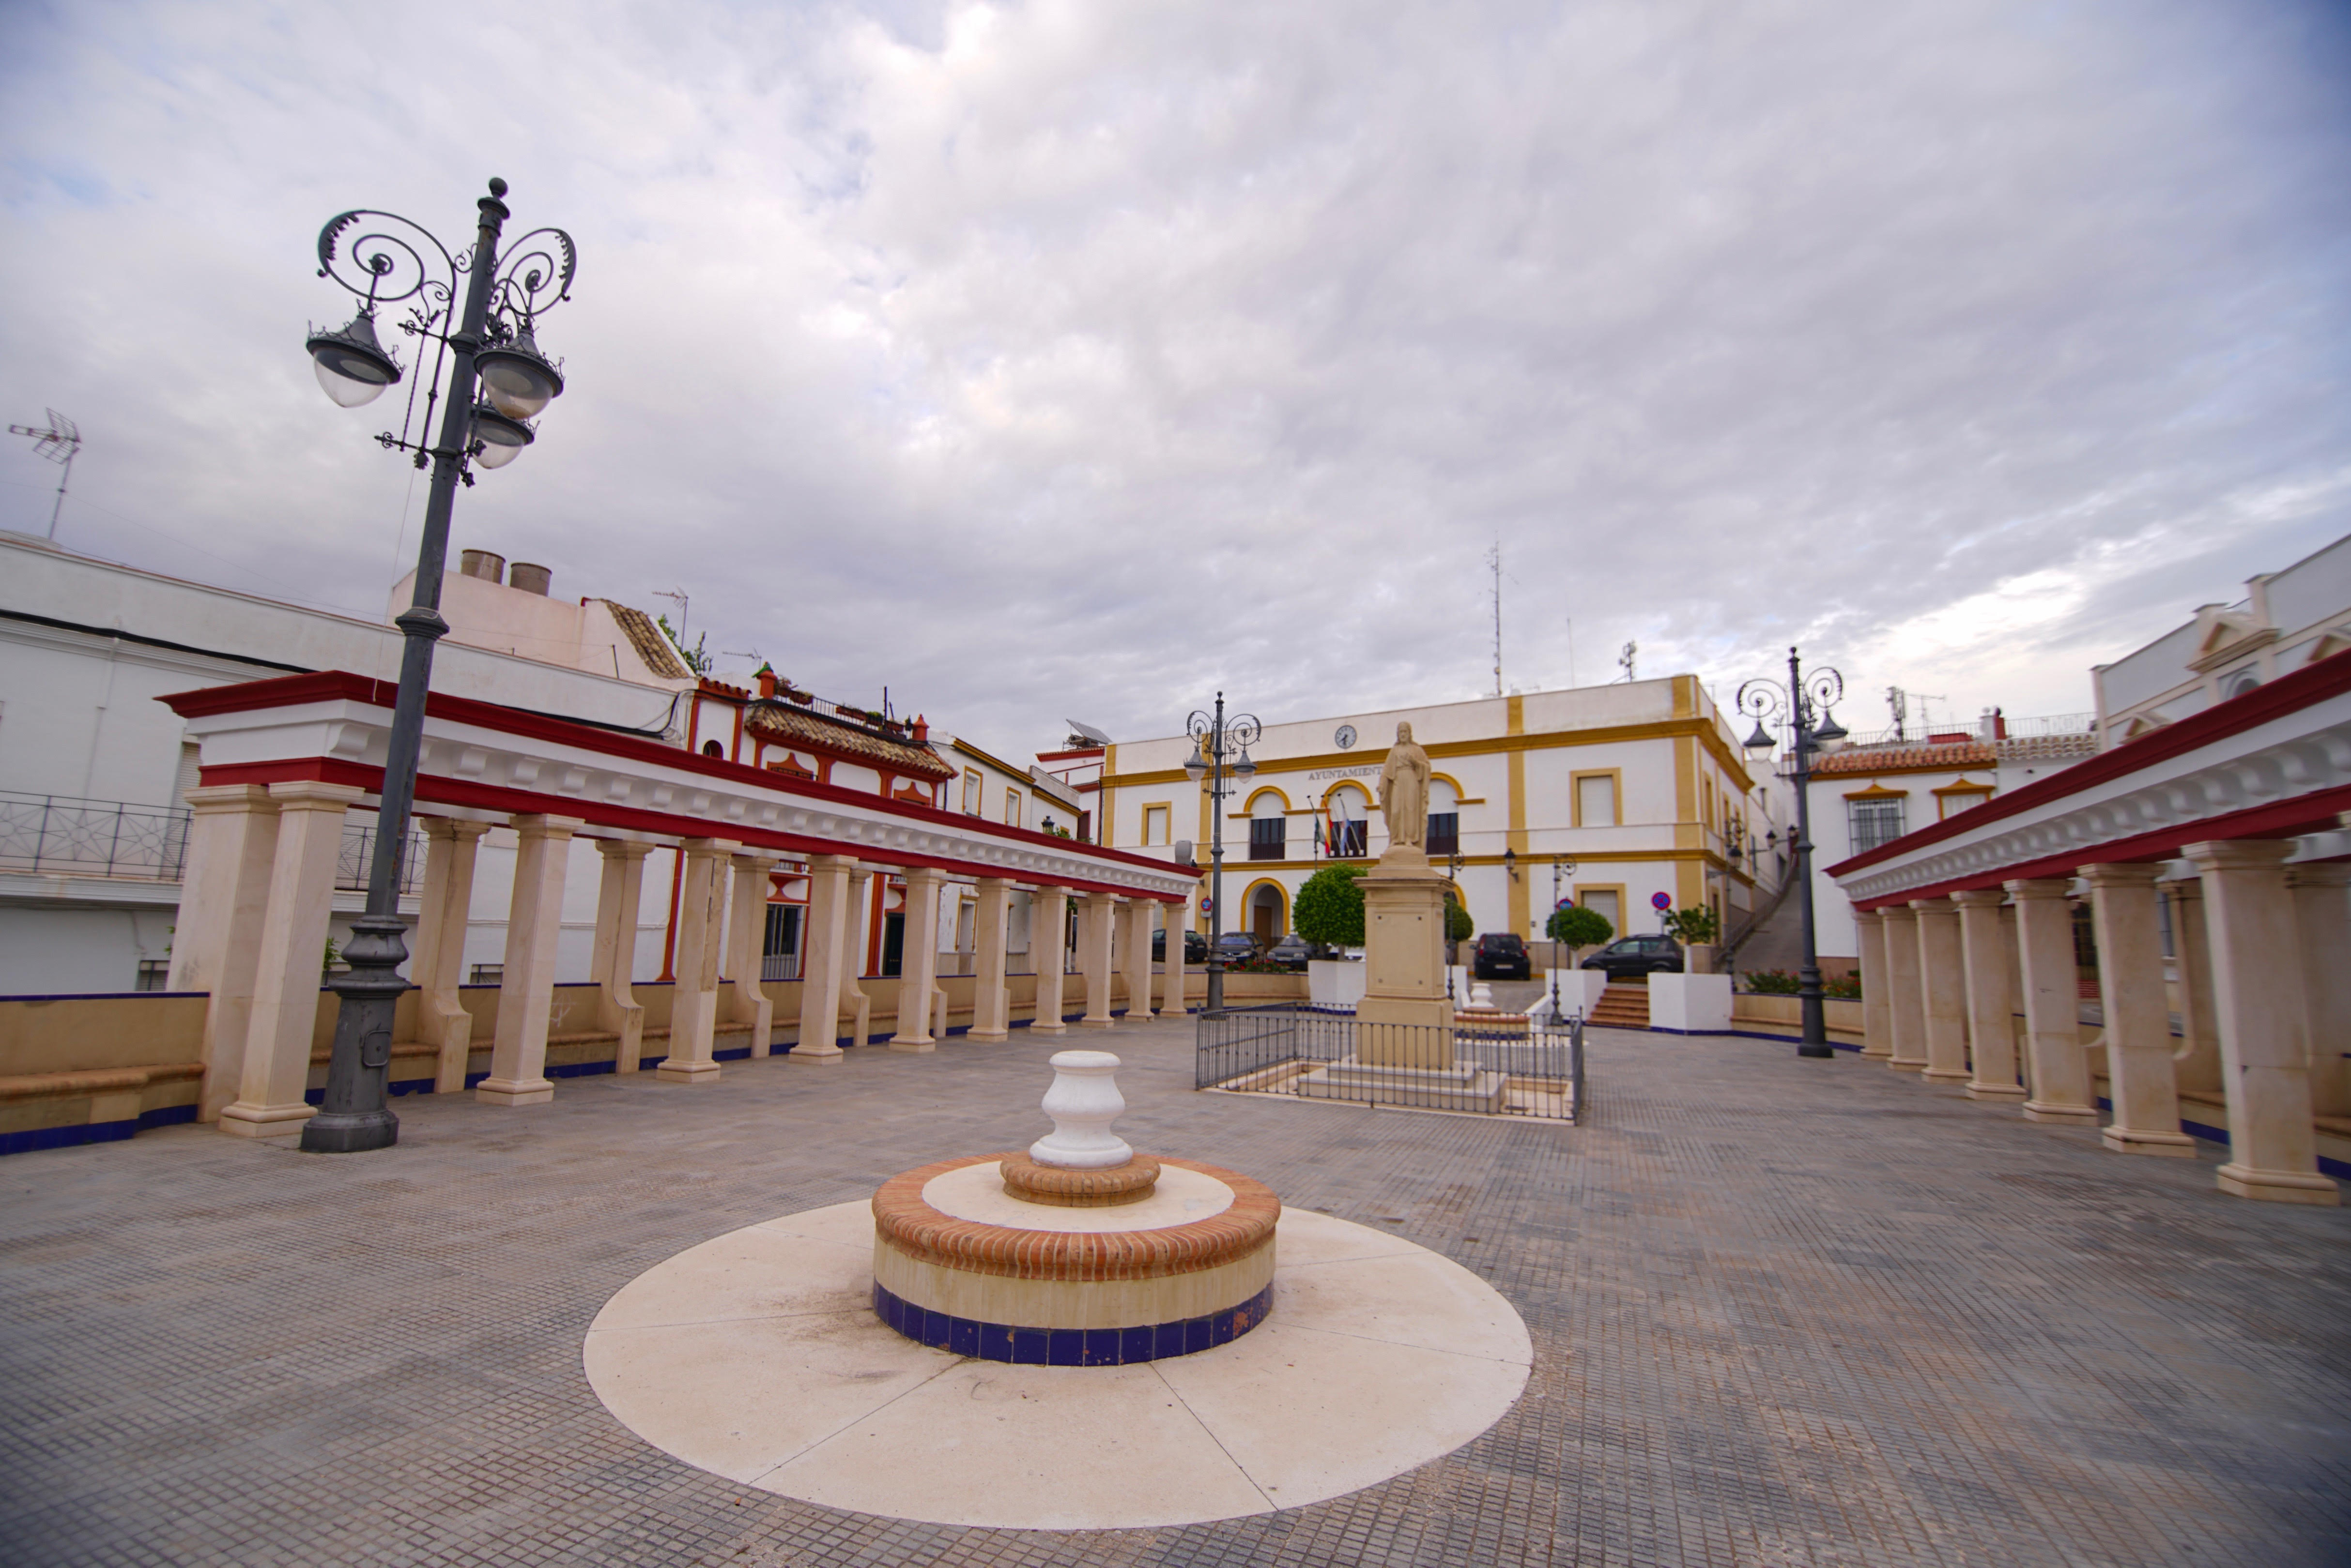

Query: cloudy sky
[4,0,2347,754]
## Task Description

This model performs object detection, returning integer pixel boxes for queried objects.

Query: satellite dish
[1064,719,1112,746]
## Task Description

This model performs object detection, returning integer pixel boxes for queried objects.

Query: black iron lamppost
[1736,647,1849,1060]
[1546,854,1579,1021]
[297,178,576,1153]
[1183,694,1260,1017]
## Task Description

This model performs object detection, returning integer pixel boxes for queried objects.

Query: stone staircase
[1588,982,1650,1030]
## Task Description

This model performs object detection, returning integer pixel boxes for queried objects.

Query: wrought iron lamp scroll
[1736,648,1848,1061]
[1183,695,1260,1017]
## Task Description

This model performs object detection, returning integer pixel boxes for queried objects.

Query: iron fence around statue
[1195,1002,1583,1123]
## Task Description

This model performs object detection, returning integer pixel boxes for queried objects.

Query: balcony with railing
[0,790,425,897]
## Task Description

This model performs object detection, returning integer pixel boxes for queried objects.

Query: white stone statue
[1377,722,1432,852]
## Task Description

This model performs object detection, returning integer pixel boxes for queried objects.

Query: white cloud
[2,0,2345,752]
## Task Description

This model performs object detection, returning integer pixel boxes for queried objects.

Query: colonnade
[168,782,1195,1139]
[1851,838,2345,1205]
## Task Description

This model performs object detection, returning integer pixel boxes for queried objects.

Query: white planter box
[1308,959,1367,1009]
[1648,973,1733,1034]
[1539,969,1610,1021]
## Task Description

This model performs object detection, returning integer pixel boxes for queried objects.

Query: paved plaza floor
[3,1016,2347,1568]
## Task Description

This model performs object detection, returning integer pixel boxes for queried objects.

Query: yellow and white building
[1092,677,1782,947]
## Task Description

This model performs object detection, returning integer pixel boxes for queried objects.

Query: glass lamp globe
[475,326,563,420]
[471,404,534,470]
[306,310,402,409]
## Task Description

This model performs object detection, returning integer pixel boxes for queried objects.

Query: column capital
[900,863,949,888]
[1906,896,1956,916]
[2003,877,2073,900]
[728,847,785,872]
[1950,888,2006,908]
[184,783,277,815]
[1851,906,1884,928]
[264,779,366,812]
[2182,838,2296,872]
[2285,861,2351,890]
[425,816,495,843]
[509,813,586,840]
[1877,902,1918,920]
[595,836,656,861]
[2079,861,2165,888]
[679,837,744,859]
[807,852,861,873]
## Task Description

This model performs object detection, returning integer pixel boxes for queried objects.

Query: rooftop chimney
[458,549,505,584]
[507,562,552,596]
[756,667,777,700]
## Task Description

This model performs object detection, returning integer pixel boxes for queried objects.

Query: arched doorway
[1247,880,1288,947]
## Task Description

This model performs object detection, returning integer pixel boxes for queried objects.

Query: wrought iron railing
[761,952,802,981]
[335,821,429,897]
[1195,1003,1582,1122]
[0,791,190,881]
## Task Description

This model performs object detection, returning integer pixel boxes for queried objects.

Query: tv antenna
[1616,640,1637,683]
[8,411,80,539]
[1488,542,1504,698]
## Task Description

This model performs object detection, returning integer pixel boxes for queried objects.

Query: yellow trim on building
[1568,768,1624,827]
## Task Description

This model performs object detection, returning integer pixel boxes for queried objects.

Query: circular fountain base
[870,1153,1279,1365]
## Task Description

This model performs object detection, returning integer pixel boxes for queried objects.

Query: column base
[1859,1045,1891,1059]
[1887,1057,1926,1073]
[785,1046,842,1067]
[217,1102,314,1139]
[2216,1163,2341,1204]
[1030,1019,1068,1035]
[887,1036,936,1053]
[476,1077,555,1105]
[1966,1082,2029,1101]
[1080,1016,1116,1029]
[652,1062,722,1085]
[967,1029,1009,1043]
[2102,1127,2197,1157]
[2022,1100,2099,1124]
[1921,1068,1969,1083]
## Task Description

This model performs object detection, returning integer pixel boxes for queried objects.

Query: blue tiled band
[871,1280,1273,1365]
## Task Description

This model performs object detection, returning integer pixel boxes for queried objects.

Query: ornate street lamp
[298,177,577,1153]
[1736,646,1848,1060]
[1184,694,1260,1017]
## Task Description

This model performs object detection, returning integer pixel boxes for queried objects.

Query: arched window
[1326,785,1370,858]
[2223,668,2262,700]
[1248,792,1287,861]
[701,739,724,758]
[1426,779,1460,856]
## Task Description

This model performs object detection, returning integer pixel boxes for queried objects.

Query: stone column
[791,854,856,1066]
[1122,898,1156,1020]
[1880,904,1926,1071]
[218,780,363,1139]
[478,815,584,1105]
[1854,908,1892,1060]
[2185,839,2337,1203]
[1914,898,1970,1084]
[415,818,492,1095]
[891,865,948,1052]
[591,839,653,1074]
[2008,878,2097,1124]
[969,877,1013,1040]
[1031,886,1070,1034]
[726,849,782,1057]
[2287,863,2351,1120]
[170,784,281,1123]
[839,868,875,1047]
[1079,892,1118,1026]
[2164,877,2222,1098]
[1953,890,2025,1100]
[1162,886,1192,1017]
[2081,863,2195,1156]
[655,838,734,1084]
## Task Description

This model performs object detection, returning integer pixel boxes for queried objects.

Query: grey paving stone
[0,1019,2345,1567]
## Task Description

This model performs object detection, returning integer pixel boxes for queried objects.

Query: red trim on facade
[1827,647,2351,881]
[1850,782,2351,911]
[163,670,1190,882]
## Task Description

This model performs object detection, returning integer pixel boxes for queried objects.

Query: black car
[1470,931,1531,980]
[1151,928,1211,965]
[1264,933,1313,969]
[1212,931,1262,965]
[1581,935,1684,981]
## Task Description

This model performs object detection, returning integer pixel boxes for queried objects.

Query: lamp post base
[1796,1041,1836,1060]
[301,913,407,1154]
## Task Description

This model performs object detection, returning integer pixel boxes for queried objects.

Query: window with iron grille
[135,959,169,992]
[763,903,802,981]
[1847,797,1906,854]
[1248,817,1287,861]
[1328,819,1368,858]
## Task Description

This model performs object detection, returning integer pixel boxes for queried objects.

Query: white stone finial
[1030,1050,1133,1169]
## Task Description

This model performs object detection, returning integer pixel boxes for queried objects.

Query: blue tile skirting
[872,1279,1273,1365]
[0,1103,197,1158]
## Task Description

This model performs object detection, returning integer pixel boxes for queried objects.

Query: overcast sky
[4,0,2346,754]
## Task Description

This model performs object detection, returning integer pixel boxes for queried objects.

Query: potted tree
[1660,904,1722,975]
[1294,865,1366,1009]
[1545,903,1613,968]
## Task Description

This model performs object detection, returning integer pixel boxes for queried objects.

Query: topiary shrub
[1546,904,1613,950]
[1444,897,1474,944]
[1293,865,1366,949]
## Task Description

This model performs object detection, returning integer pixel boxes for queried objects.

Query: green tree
[1443,896,1474,944]
[1293,865,1365,948]
[1661,905,1721,945]
[1547,904,1613,949]
[657,612,712,676]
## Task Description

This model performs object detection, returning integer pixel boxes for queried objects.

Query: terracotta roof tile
[748,701,956,779]
[597,600,691,681]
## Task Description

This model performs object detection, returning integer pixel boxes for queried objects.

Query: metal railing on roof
[756,686,922,746]
[0,792,190,881]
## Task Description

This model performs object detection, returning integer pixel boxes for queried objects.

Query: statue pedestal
[1355,847,1455,1068]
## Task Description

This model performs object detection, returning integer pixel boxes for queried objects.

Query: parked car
[1581,935,1684,981]
[1265,933,1313,969]
[1212,931,1262,964]
[1470,931,1531,981]
[1151,928,1211,965]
